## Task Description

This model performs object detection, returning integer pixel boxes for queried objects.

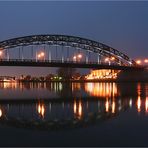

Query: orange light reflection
[85,83,118,98]
[105,99,109,112]
[145,97,148,113]
[137,96,141,113]
[112,101,115,113]
[0,108,2,117]
[73,100,83,119]
[37,103,45,118]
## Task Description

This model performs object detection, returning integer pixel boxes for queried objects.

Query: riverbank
[18,79,148,83]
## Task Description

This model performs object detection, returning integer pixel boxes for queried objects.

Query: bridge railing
[0,58,144,68]
[0,58,119,65]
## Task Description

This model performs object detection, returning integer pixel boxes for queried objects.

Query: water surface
[0,82,147,146]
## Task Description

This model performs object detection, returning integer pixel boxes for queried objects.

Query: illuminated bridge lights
[0,51,2,56]
[144,59,148,64]
[136,59,148,65]
[36,51,45,60]
[136,60,142,65]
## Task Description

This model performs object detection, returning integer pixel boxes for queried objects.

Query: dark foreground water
[0,82,147,146]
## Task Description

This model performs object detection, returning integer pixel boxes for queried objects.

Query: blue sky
[0,1,147,76]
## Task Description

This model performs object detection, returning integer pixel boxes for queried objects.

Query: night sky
[0,1,147,76]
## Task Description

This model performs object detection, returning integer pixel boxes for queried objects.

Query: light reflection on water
[84,82,119,98]
[0,82,147,130]
[37,103,45,118]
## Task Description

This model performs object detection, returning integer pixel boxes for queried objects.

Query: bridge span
[0,59,145,70]
[0,34,145,71]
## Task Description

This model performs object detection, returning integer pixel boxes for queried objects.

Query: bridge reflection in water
[0,82,147,130]
[0,98,129,130]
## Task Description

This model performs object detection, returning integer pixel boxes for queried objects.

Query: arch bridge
[0,34,143,70]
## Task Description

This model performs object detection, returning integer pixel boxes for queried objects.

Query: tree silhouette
[57,67,77,80]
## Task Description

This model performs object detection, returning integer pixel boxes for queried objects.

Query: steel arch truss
[0,34,136,66]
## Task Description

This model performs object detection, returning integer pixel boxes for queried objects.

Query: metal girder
[0,34,136,66]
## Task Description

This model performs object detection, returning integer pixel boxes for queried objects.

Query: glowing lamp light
[37,51,45,60]
[73,56,76,59]
[40,52,45,56]
[105,58,109,62]
[37,54,41,58]
[0,51,2,56]
[78,54,82,58]
[136,60,141,65]
[111,57,115,60]
[144,59,148,63]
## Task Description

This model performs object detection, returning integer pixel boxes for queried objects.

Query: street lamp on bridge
[36,51,45,61]
[0,51,3,59]
[73,54,82,62]
[136,60,141,65]
[136,59,148,65]
[105,57,110,65]
[105,56,115,65]
[144,59,148,63]
[78,54,82,59]
[111,57,115,61]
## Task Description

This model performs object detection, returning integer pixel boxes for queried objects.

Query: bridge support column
[67,47,69,62]
[88,51,90,63]
[21,46,24,61]
[86,51,90,63]
[36,50,37,62]
[31,46,33,60]
[97,53,101,64]
[48,45,51,61]
[19,47,21,60]
[109,61,111,65]
[85,52,88,63]
[61,46,64,63]
[43,45,46,61]
[6,49,9,61]
[56,44,58,60]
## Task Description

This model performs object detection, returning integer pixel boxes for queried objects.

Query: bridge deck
[0,59,145,70]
